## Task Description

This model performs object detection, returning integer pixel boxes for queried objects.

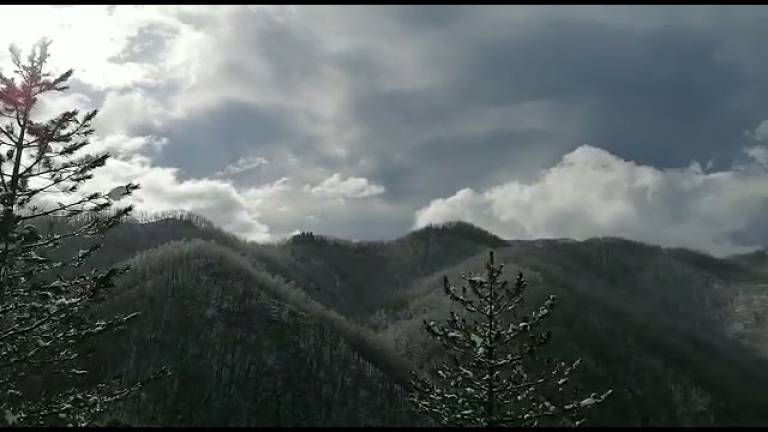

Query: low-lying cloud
[77,147,391,242]
[415,145,768,256]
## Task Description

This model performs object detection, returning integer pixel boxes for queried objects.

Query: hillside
[49,214,768,426]
[85,239,420,426]
[378,237,768,426]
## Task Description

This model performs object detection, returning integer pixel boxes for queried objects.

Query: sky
[3,5,768,256]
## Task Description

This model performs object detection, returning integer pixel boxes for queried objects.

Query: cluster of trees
[0,40,609,427]
[86,238,420,426]
[289,231,319,244]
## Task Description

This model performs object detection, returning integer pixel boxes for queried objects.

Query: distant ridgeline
[46,210,768,426]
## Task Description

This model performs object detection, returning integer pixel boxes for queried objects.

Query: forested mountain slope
[378,238,768,426]
[84,239,419,426]
[50,213,768,426]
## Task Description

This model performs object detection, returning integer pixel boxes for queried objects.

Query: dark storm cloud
[152,102,303,180]
[79,5,768,249]
[344,11,757,194]
[110,23,179,65]
[337,6,768,249]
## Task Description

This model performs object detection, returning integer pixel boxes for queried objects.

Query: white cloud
[30,91,93,122]
[238,175,402,240]
[96,90,169,134]
[305,172,385,200]
[215,156,269,178]
[89,134,168,158]
[415,145,768,256]
[84,155,273,242]
[242,177,291,203]
[744,144,768,169]
[29,148,392,243]
[0,6,180,89]
[748,120,768,142]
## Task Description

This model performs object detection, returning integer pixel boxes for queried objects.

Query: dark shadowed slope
[44,213,768,426]
[377,236,768,426]
[85,239,419,426]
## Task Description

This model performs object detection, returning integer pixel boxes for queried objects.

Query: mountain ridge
[45,212,768,426]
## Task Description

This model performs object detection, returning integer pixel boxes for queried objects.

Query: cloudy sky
[5,5,768,256]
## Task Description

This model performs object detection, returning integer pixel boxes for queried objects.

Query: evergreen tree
[0,39,165,426]
[409,250,611,427]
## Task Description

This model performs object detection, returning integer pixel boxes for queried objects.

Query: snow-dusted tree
[0,39,164,426]
[409,251,611,427]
